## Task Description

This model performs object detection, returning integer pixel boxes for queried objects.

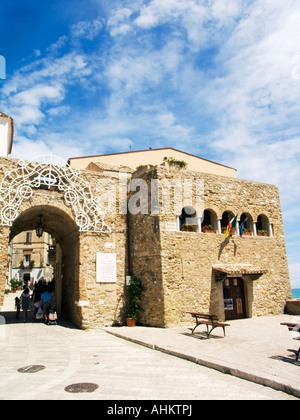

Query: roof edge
[68,147,237,172]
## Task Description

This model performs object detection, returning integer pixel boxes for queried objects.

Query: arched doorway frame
[0,155,110,233]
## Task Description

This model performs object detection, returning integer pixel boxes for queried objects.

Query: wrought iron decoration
[0,155,110,233]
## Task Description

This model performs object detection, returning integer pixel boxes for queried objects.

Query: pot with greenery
[181,224,196,232]
[257,229,268,236]
[202,224,216,233]
[9,277,19,293]
[126,276,143,327]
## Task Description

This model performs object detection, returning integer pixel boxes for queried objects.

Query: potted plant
[126,276,143,327]
[9,277,19,293]
[181,224,196,232]
[243,228,251,236]
[257,229,268,236]
[202,224,216,233]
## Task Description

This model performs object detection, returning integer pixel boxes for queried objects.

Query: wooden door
[223,277,246,320]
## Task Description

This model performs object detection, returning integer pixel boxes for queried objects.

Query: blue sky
[1,0,300,288]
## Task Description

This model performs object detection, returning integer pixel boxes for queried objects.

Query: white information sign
[96,252,117,283]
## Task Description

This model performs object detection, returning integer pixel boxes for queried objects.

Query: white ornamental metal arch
[0,154,110,233]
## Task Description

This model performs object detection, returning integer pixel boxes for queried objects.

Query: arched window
[257,214,269,236]
[179,206,199,232]
[239,213,253,236]
[201,209,217,233]
[221,211,235,234]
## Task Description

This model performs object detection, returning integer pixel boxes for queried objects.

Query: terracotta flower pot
[126,317,136,327]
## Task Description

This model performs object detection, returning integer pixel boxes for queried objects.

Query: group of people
[15,280,55,323]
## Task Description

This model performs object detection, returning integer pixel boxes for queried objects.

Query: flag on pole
[225,216,231,238]
[225,215,237,238]
[231,215,237,229]
[239,218,248,237]
[225,225,230,238]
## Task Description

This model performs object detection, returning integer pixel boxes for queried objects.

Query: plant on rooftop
[165,157,187,168]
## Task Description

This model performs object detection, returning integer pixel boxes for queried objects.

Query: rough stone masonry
[0,156,291,328]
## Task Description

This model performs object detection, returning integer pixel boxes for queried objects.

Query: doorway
[8,205,80,326]
[223,277,246,320]
[23,273,31,287]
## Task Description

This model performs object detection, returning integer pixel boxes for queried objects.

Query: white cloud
[10,135,85,163]
[71,19,103,41]
[9,105,44,126]
[2,53,91,98]
[47,36,68,54]
[133,0,245,50]
[134,0,204,29]
[108,7,133,36]
[46,105,70,117]
[11,84,64,108]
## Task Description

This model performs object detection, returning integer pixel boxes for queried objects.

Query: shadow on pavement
[0,308,79,330]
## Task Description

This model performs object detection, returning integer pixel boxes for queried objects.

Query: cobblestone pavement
[0,292,298,401]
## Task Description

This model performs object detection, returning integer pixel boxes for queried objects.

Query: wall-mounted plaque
[96,253,117,283]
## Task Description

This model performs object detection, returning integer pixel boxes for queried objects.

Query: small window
[23,254,31,268]
[221,211,234,235]
[240,213,253,236]
[201,209,217,233]
[257,214,269,236]
[179,206,198,232]
[25,232,32,243]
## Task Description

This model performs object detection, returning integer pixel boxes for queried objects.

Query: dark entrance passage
[9,205,80,327]
[223,277,246,320]
[23,273,30,286]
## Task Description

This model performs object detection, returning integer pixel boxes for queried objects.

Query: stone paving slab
[105,314,300,398]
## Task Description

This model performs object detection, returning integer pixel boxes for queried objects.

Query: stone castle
[0,117,292,328]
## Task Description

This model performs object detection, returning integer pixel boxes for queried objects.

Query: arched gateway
[0,155,127,328]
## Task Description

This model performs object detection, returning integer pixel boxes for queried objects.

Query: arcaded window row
[178,207,273,237]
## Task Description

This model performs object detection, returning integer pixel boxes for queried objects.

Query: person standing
[15,296,20,319]
[21,288,30,322]
[40,286,52,324]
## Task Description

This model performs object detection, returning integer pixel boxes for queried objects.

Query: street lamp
[35,214,44,238]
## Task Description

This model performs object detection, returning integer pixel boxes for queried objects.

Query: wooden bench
[280,322,300,362]
[187,312,230,338]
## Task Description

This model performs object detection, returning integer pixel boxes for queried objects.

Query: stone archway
[0,156,114,328]
[0,155,128,329]
[9,205,80,325]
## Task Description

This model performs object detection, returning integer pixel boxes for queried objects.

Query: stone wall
[0,156,292,328]
[129,165,291,327]
[285,300,300,315]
